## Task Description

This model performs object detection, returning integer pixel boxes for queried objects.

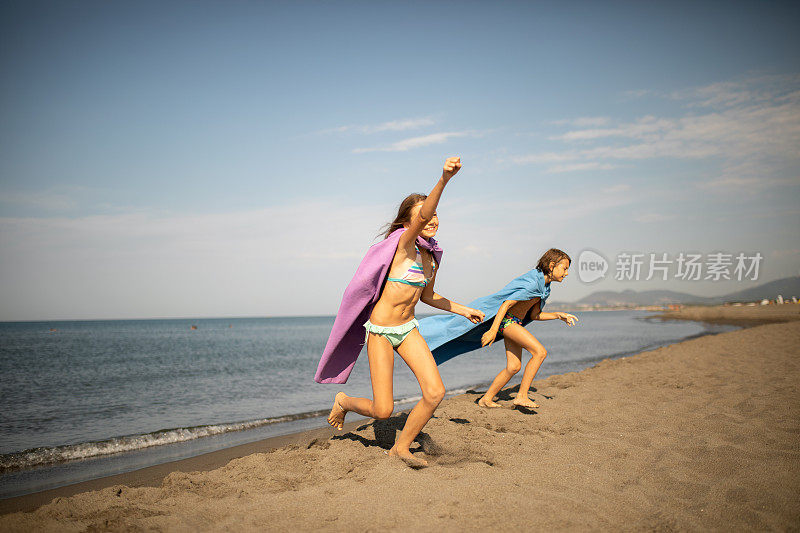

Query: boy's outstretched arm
[530,302,579,326]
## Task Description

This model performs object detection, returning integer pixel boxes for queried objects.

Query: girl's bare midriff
[369,283,422,325]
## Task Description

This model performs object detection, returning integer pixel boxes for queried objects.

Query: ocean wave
[0,410,329,473]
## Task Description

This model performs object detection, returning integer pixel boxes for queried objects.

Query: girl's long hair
[382,193,427,239]
[536,248,571,275]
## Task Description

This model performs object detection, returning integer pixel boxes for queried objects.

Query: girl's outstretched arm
[480,299,518,347]
[420,273,484,323]
[398,157,461,249]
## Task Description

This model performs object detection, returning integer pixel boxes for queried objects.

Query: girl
[417,249,577,409]
[315,157,484,467]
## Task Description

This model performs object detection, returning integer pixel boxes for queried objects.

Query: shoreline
[2,304,799,529]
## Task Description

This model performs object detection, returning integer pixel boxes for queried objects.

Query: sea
[0,311,737,499]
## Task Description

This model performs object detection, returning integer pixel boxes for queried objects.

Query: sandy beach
[2,304,799,531]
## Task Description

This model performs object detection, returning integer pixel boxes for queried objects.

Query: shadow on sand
[466,385,540,414]
[331,413,442,455]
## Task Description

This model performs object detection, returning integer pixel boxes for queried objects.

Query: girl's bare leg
[501,324,547,408]
[391,329,446,467]
[327,333,395,429]
[478,338,522,407]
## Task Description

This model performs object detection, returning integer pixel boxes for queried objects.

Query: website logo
[578,249,608,283]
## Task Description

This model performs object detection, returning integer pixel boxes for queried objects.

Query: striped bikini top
[386,245,437,288]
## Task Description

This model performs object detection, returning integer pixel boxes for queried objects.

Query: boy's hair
[536,248,571,275]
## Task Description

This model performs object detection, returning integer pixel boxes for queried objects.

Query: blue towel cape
[418,268,550,365]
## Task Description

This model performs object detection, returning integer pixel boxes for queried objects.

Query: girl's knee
[506,360,522,375]
[423,384,446,406]
[532,347,547,361]
[372,403,394,420]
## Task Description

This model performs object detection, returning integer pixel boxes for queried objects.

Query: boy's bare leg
[502,325,547,408]
[478,339,523,407]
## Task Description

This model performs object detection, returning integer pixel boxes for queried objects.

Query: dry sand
[2,305,799,531]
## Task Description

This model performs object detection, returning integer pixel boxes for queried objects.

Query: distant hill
[553,276,800,308]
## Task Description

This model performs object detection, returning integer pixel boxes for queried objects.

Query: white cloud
[697,176,799,192]
[678,81,756,108]
[551,117,611,127]
[547,162,617,173]
[671,74,800,109]
[549,116,674,142]
[622,89,653,99]
[353,131,472,153]
[511,152,576,164]
[370,118,436,132]
[512,75,800,183]
[320,117,435,135]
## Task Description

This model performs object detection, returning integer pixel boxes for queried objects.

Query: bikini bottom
[499,312,523,331]
[364,318,419,348]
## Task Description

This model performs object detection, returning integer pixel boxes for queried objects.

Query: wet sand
[2,305,799,530]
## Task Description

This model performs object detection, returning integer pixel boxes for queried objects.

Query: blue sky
[1,1,798,320]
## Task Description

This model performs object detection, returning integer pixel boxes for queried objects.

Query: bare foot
[477,397,501,408]
[512,397,539,409]
[327,392,347,430]
[388,447,428,469]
